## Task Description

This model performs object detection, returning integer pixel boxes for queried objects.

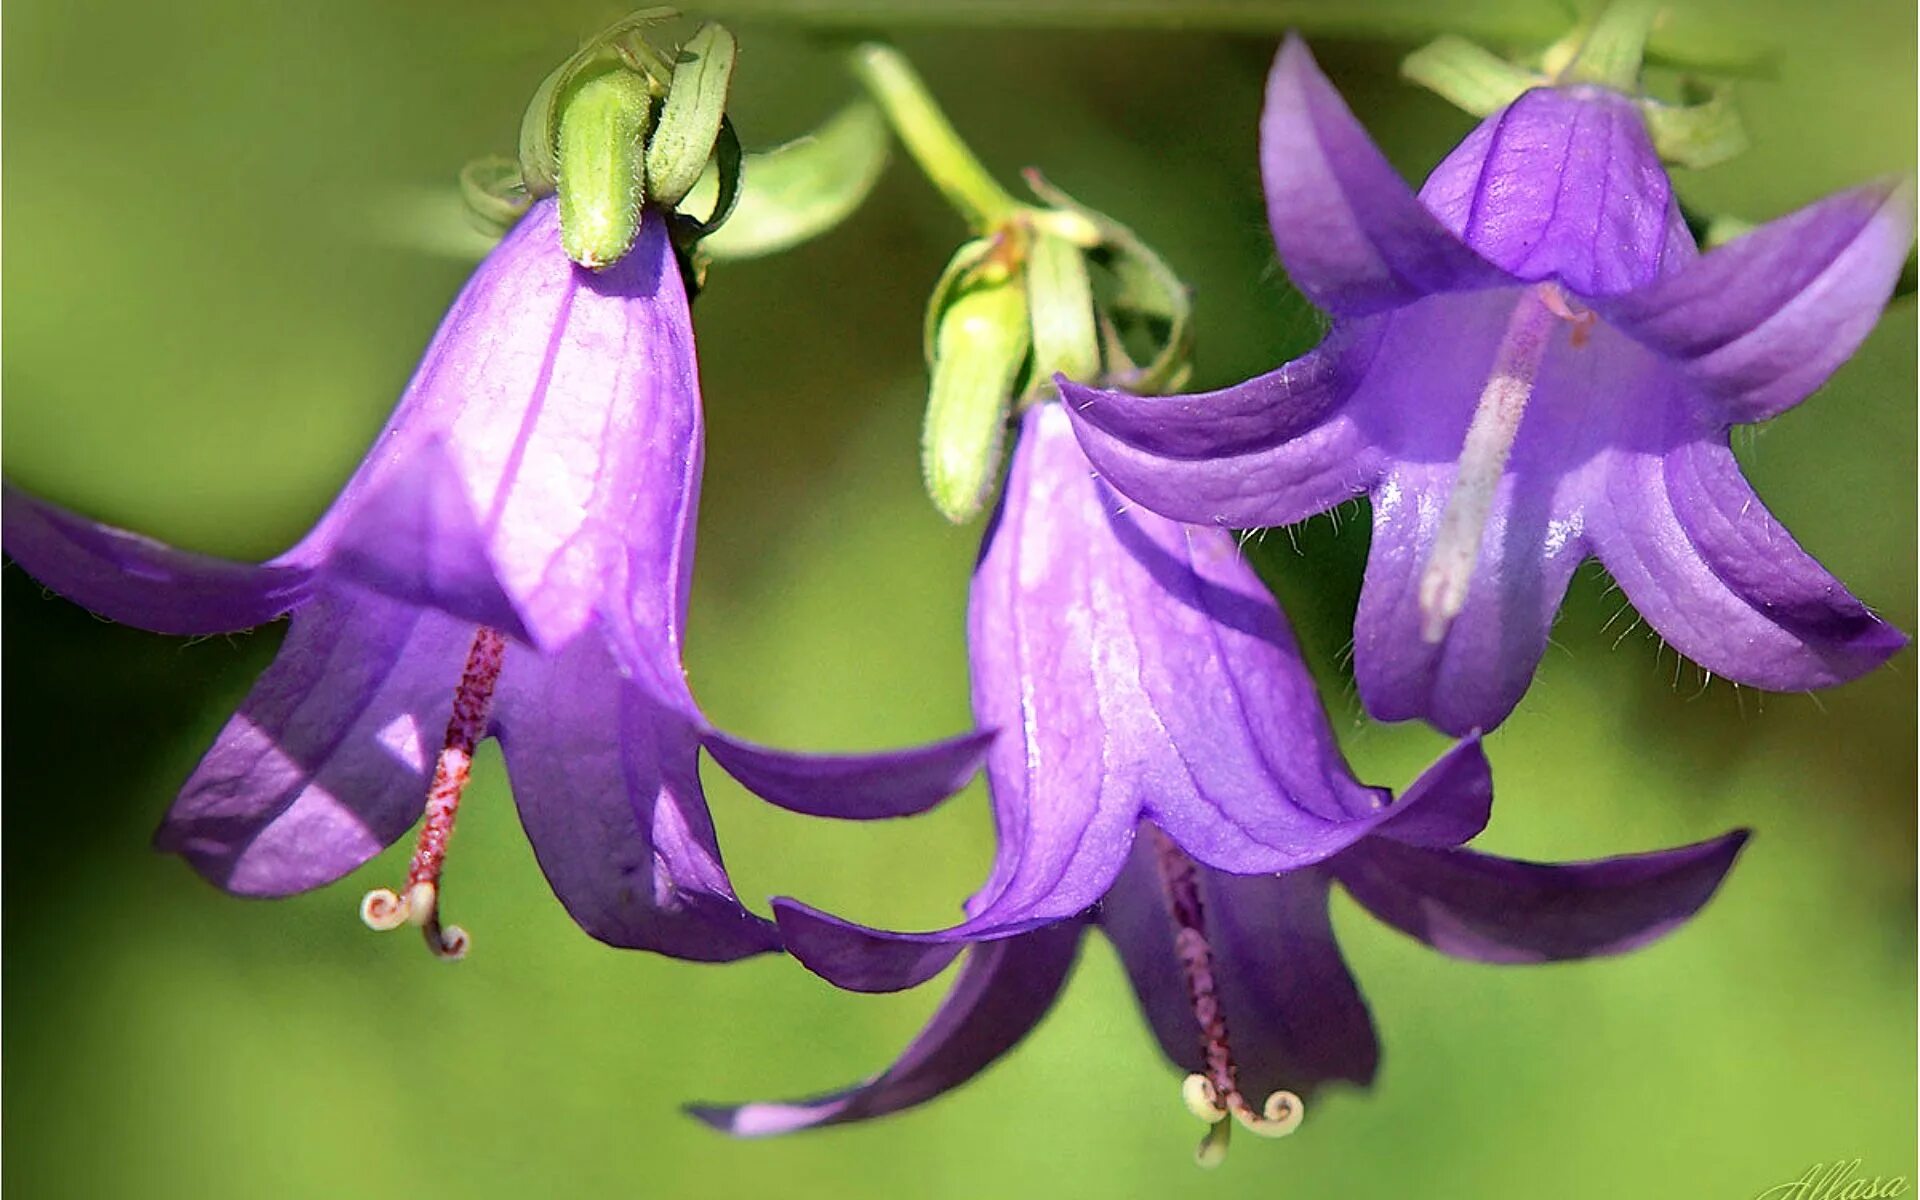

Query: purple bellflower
[1065,37,1914,735]
[3,198,988,961]
[693,404,1747,1155]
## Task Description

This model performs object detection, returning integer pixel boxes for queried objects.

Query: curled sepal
[923,274,1030,523]
[688,101,891,260]
[458,156,533,236]
[1025,171,1192,394]
[1401,35,1541,117]
[646,23,738,208]
[1641,86,1748,169]
[1024,233,1100,395]
[558,68,655,269]
[518,7,677,196]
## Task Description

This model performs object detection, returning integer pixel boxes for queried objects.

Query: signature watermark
[1755,1160,1911,1200]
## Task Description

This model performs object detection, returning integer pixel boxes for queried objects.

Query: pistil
[1149,826,1303,1167]
[1416,284,1570,644]
[360,626,508,960]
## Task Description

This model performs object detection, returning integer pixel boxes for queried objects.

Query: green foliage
[2,2,1913,1198]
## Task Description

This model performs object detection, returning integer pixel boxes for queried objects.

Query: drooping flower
[691,406,1747,1153]
[1064,37,1913,735]
[3,198,987,961]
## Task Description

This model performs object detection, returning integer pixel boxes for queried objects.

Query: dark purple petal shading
[1100,843,1378,1096]
[1587,433,1904,689]
[1353,460,1589,735]
[1418,86,1681,296]
[1596,180,1916,424]
[700,727,996,819]
[323,438,540,645]
[1363,737,1493,849]
[1060,322,1386,529]
[3,484,316,636]
[688,923,1084,1136]
[492,630,778,961]
[1336,830,1748,963]
[153,589,471,895]
[321,202,706,664]
[1261,36,1504,316]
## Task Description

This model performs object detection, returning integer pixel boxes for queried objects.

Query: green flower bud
[557,68,654,270]
[923,273,1030,524]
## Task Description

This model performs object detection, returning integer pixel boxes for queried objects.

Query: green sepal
[921,237,1000,363]
[923,276,1030,524]
[1025,233,1100,394]
[686,101,891,260]
[518,7,677,197]
[1641,86,1748,169]
[646,23,738,208]
[1025,172,1192,394]
[458,155,533,236]
[557,68,655,269]
[1402,35,1541,117]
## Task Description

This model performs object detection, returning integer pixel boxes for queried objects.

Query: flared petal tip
[684,1102,834,1139]
[1372,735,1495,850]
[770,898,968,993]
[701,726,996,821]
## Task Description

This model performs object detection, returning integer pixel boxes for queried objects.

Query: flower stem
[1558,0,1658,90]
[849,42,1017,232]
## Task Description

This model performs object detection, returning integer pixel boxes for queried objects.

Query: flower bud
[923,272,1030,523]
[557,68,654,270]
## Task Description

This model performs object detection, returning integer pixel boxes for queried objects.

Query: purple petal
[321,201,706,664]
[771,406,1435,989]
[1336,830,1748,963]
[1354,460,1588,735]
[491,628,778,961]
[322,439,538,645]
[970,406,1392,906]
[1364,737,1493,849]
[1418,86,1682,296]
[153,588,472,895]
[1261,36,1503,315]
[700,727,995,819]
[4,484,316,636]
[1060,321,1386,529]
[687,924,1084,1136]
[1587,433,1904,689]
[770,900,976,992]
[1100,842,1378,1096]
[1597,180,1916,424]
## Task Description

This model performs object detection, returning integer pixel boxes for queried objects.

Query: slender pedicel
[360,626,508,960]
[1416,283,1587,643]
[1149,827,1303,1167]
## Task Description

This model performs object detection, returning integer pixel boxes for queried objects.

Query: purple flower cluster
[4,30,1906,1159]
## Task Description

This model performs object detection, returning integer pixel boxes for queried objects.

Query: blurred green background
[4,2,1913,1197]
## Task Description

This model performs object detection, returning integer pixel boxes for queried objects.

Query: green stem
[849,42,1017,231]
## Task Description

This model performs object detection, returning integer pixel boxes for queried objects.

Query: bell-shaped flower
[692,407,1747,1151]
[3,199,988,961]
[1065,37,1913,735]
